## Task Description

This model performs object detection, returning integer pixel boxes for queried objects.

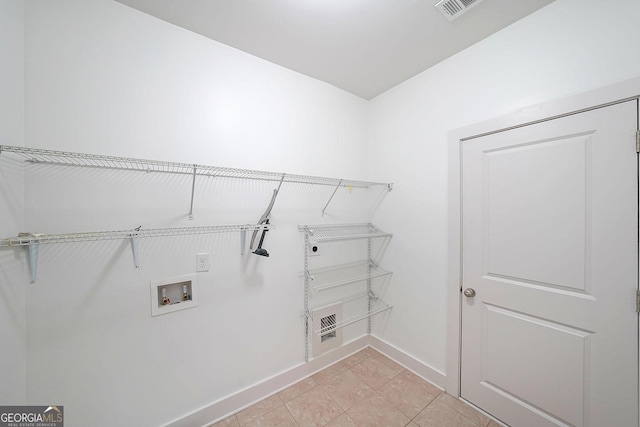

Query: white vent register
[435,0,485,21]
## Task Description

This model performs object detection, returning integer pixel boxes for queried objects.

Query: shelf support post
[367,236,372,334]
[188,166,197,220]
[304,231,310,362]
[130,235,140,268]
[322,179,343,217]
[27,243,39,283]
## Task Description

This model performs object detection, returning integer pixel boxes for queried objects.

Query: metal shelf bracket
[27,243,39,284]
[322,179,343,217]
[188,166,197,220]
[240,227,247,255]
[130,234,140,268]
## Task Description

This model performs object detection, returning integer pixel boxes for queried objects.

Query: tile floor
[214,347,501,427]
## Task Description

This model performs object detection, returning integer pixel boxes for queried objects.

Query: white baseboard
[368,335,446,390]
[163,334,447,427]
[162,336,371,427]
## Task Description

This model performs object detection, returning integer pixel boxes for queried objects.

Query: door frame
[446,76,640,398]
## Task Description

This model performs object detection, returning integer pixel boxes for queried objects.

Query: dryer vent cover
[435,0,485,21]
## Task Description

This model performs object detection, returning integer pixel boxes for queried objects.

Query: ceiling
[114,0,554,99]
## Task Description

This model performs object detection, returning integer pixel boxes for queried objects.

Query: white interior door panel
[461,101,638,427]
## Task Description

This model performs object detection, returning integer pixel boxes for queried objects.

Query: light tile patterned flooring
[214,347,501,427]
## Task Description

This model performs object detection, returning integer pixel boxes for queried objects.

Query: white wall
[14,0,640,424]
[0,0,27,405]
[368,0,640,374]
[22,1,374,426]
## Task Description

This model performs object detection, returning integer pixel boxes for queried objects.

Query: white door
[461,101,638,427]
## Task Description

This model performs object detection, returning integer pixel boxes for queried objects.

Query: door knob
[463,288,476,298]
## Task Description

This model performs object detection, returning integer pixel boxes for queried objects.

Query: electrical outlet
[196,253,209,272]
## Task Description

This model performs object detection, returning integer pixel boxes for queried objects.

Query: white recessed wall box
[150,273,198,317]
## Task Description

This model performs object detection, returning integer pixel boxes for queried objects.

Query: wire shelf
[0,145,391,189]
[307,292,392,337]
[2,224,273,283]
[307,260,392,292]
[298,223,392,243]
[0,224,270,247]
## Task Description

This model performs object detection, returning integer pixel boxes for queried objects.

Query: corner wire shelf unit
[0,145,393,218]
[306,291,392,337]
[1,224,271,284]
[306,260,392,292]
[299,223,393,361]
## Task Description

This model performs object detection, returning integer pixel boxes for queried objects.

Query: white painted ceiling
[114,0,554,99]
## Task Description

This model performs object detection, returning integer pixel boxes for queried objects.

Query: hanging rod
[0,145,392,189]
[0,224,272,283]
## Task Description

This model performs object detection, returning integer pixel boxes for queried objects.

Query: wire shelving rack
[0,145,391,188]
[1,224,271,283]
[0,145,393,283]
[299,223,393,361]
[0,145,392,218]
[0,224,269,246]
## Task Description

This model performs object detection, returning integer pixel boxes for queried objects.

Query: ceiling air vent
[435,0,485,22]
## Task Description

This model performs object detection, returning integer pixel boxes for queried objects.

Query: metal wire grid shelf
[0,145,392,219]
[298,223,392,243]
[0,145,392,189]
[306,260,393,292]
[1,224,271,283]
[306,292,392,337]
[0,224,269,246]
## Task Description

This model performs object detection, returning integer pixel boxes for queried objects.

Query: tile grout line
[406,390,442,426]
[436,393,490,427]
[281,400,300,427]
